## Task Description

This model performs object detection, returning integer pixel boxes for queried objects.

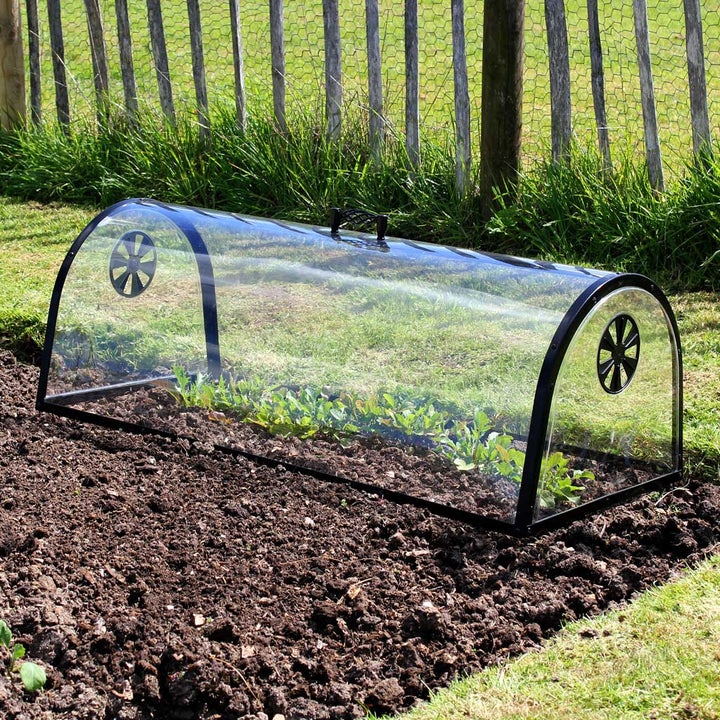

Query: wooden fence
[0,0,716,198]
[0,0,26,128]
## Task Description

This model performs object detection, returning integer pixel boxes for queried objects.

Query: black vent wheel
[597,313,640,394]
[109,231,157,298]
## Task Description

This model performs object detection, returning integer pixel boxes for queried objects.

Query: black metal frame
[36,202,683,535]
[515,273,683,532]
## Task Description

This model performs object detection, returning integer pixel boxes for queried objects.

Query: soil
[77,385,522,524]
[2,348,719,719]
[75,382,650,525]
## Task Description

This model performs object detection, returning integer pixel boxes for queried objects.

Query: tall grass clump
[0,105,482,247]
[488,145,720,291]
[1,111,720,290]
[0,121,124,204]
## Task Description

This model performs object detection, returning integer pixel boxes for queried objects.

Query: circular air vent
[597,313,640,394]
[109,230,157,298]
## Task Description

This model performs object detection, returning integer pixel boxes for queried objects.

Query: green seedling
[0,619,47,693]
[538,452,595,509]
[170,368,594,509]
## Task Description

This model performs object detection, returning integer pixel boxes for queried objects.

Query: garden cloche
[37,199,682,534]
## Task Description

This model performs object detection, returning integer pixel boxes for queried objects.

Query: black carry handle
[330,207,388,243]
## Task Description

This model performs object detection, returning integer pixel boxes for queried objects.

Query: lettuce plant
[170,367,593,509]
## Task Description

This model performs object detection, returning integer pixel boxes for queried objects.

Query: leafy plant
[538,452,595,509]
[170,367,594,510]
[436,409,529,486]
[0,619,47,693]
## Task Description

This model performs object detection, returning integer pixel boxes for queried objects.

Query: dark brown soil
[2,349,719,719]
[77,383,650,525]
[78,384,522,523]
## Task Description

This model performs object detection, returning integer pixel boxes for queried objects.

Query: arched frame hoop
[515,273,683,532]
[36,198,222,409]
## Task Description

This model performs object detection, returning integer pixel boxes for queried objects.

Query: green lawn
[675,293,720,481]
[0,198,92,356]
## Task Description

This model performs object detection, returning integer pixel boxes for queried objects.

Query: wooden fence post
[0,0,26,130]
[365,0,383,160]
[229,0,247,130]
[545,0,572,162]
[187,0,210,141]
[479,0,524,219]
[47,0,70,128]
[633,0,664,192]
[115,0,138,124]
[25,0,41,124]
[587,0,611,172]
[269,0,286,133]
[83,0,110,127]
[451,0,471,197]
[146,0,175,124]
[405,0,420,168]
[323,0,342,140]
[683,0,711,159]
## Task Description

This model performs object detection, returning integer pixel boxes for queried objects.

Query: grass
[0,110,475,242]
[20,0,720,167]
[379,554,720,720]
[2,116,720,294]
[487,147,720,292]
[0,197,93,358]
[674,292,720,482]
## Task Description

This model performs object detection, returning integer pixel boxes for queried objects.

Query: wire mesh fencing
[17,0,720,173]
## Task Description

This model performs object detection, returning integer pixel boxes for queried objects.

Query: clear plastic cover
[40,200,680,529]
[536,287,680,522]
